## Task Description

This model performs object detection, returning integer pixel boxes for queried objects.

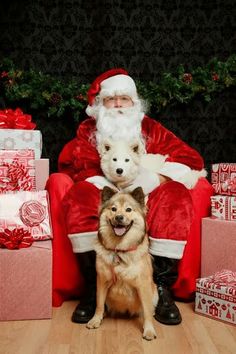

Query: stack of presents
[195,163,236,325]
[0,108,52,321]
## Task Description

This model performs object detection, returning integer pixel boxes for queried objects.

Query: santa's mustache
[100,105,139,117]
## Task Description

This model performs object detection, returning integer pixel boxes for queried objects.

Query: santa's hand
[123,168,160,195]
[86,176,118,191]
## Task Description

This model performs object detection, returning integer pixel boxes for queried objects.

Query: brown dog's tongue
[114,227,126,236]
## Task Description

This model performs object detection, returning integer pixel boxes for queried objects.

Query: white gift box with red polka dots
[195,270,236,325]
[0,190,52,240]
[0,129,42,159]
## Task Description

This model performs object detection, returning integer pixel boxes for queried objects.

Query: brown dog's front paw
[142,327,157,341]
[86,315,102,329]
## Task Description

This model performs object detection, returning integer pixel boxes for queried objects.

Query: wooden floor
[0,301,236,354]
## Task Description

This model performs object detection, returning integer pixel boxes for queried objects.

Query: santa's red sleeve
[142,116,206,187]
[58,118,103,182]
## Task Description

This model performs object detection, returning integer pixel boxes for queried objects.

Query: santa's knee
[151,180,192,204]
[148,181,193,220]
[147,181,194,259]
[62,181,101,253]
[46,172,74,198]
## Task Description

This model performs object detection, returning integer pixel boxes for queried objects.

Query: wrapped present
[0,129,42,159]
[0,149,36,193]
[195,270,236,325]
[211,195,236,221]
[0,190,52,240]
[0,240,52,321]
[211,163,236,196]
[201,217,236,277]
[35,159,49,190]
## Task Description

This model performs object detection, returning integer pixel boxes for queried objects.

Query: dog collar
[109,246,138,253]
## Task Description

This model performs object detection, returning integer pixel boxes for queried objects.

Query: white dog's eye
[111,206,117,212]
[113,158,117,161]
[126,207,132,212]
[125,159,130,162]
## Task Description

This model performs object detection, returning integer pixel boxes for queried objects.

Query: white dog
[98,139,143,189]
[86,139,207,194]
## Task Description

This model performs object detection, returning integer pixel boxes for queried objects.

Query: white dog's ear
[130,140,145,155]
[104,144,111,152]
[131,143,140,154]
[98,139,112,155]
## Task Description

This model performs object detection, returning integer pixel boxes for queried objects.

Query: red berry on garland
[212,73,219,81]
[75,94,86,101]
[0,71,9,78]
[183,73,193,84]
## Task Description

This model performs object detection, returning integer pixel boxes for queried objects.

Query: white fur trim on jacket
[68,231,97,253]
[141,154,207,189]
[149,237,187,259]
[158,161,207,189]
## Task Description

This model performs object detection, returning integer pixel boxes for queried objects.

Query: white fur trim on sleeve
[159,162,191,180]
[158,162,207,189]
[68,231,97,253]
[148,237,187,259]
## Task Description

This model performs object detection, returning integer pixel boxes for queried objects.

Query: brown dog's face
[100,187,146,238]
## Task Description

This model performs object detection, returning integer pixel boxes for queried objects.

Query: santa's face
[93,96,145,146]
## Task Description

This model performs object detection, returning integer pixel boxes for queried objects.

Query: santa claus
[46,68,213,325]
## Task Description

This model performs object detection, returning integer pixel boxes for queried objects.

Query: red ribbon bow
[0,108,36,130]
[212,270,236,287]
[0,228,34,250]
[0,161,32,192]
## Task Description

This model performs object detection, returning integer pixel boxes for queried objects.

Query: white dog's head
[98,139,143,188]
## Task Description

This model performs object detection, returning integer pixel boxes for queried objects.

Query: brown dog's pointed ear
[130,187,145,208]
[102,186,117,203]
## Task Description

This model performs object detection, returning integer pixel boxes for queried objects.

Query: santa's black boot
[72,251,96,323]
[153,256,182,325]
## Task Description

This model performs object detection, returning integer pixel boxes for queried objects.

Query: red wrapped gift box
[0,149,36,193]
[211,195,236,221]
[211,163,236,196]
[0,190,52,241]
[35,159,49,190]
[201,217,236,277]
[195,270,236,325]
[0,240,52,321]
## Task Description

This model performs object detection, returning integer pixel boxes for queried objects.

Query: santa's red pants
[46,174,213,306]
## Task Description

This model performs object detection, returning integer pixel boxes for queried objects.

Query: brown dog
[86,186,158,340]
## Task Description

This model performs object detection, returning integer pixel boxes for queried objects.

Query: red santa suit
[46,114,213,307]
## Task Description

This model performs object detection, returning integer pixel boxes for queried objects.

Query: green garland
[0,55,236,122]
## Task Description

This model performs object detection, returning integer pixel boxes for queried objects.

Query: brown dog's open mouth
[110,221,133,237]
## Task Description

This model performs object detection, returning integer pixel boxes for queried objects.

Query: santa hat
[87,68,138,106]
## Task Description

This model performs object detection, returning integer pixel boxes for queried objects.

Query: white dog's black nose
[116,168,123,175]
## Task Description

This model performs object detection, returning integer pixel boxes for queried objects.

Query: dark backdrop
[0,0,236,173]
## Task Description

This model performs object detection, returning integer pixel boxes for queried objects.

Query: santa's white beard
[93,103,145,146]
